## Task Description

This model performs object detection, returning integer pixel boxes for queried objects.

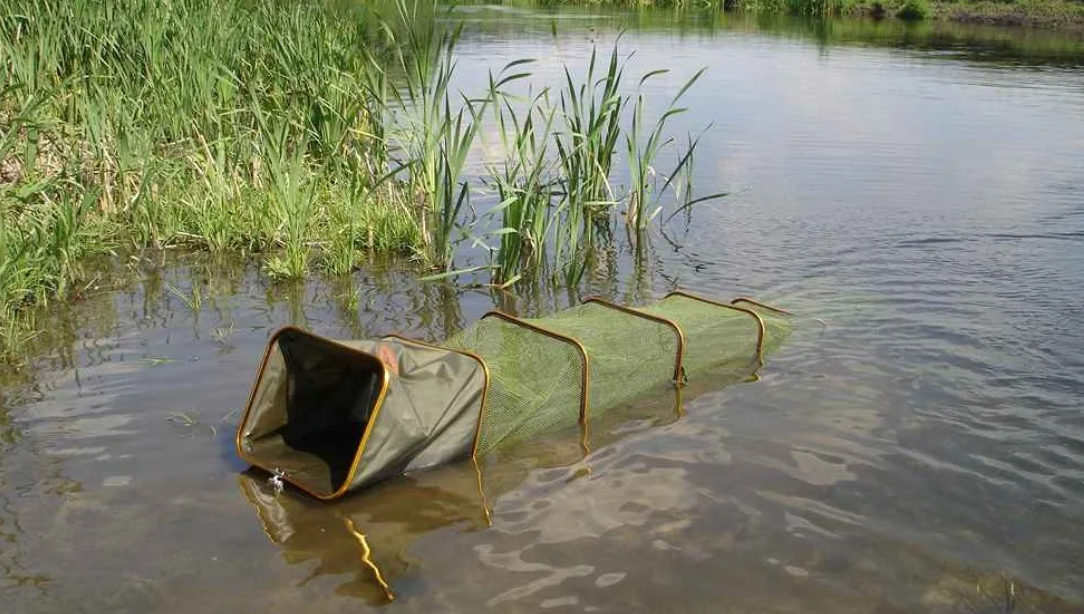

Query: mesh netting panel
[525,302,679,418]
[448,295,793,455]
[444,316,585,455]
[637,294,761,375]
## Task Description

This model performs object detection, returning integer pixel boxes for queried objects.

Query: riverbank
[0,0,720,358]
[534,0,1084,31]
[0,0,421,354]
[855,0,1084,30]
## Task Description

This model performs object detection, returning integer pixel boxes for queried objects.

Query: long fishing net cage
[236,291,794,499]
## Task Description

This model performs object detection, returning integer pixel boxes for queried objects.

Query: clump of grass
[260,124,318,281]
[211,321,234,345]
[626,67,707,230]
[895,0,930,20]
[372,0,490,270]
[456,41,721,289]
[0,0,431,353]
[165,282,203,313]
[554,47,625,240]
[1,0,728,355]
[484,89,560,286]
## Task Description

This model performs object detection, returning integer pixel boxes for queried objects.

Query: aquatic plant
[0,0,724,356]
[485,89,561,286]
[165,282,203,314]
[625,67,707,230]
[370,1,488,270]
[554,47,625,239]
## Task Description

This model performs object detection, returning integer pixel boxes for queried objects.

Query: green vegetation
[529,0,1084,28]
[472,47,715,286]
[894,0,931,20]
[0,0,416,353]
[0,0,717,356]
[929,0,1084,28]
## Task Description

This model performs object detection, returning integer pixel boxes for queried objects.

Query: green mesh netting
[444,315,585,454]
[733,301,795,356]
[447,293,793,456]
[526,301,680,411]
[638,294,760,375]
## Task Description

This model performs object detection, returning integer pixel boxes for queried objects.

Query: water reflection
[453,5,1084,68]
[231,357,767,603]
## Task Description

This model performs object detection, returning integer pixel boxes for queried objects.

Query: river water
[3,8,1084,614]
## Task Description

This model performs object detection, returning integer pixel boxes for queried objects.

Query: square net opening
[244,329,385,497]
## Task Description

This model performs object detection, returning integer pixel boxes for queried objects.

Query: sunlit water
[3,9,1084,613]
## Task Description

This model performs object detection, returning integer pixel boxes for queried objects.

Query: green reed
[470,44,718,287]
[484,89,561,286]
[0,0,724,356]
[626,67,706,230]
[372,0,491,270]
[554,47,625,239]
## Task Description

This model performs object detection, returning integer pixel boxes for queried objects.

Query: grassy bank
[0,0,420,349]
[534,0,1084,29]
[851,0,1084,28]
[0,0,718,356]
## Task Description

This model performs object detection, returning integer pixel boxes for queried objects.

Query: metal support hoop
[480,310,592,426]
[730,297,794,316]
[584,297,687,386]
[664,291,768,365]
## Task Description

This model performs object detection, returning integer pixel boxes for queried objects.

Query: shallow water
[4,9,1084,614]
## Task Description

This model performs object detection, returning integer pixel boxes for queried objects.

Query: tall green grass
[0,0,423,355]
[472,45,720,287]
[0,0,413,248]
[373,2,480,269]
[554,48,625,238]
[0,0,722,357]
[485,89,561,286]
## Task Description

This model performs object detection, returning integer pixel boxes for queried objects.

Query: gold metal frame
[730,297,794,316]
[343,517,396,602]
[583,297,687,386]
[665,291,769,365]
[471,456,493,527]
[480,310,592,425]
[383,334,493,458]
[234,326,391,501]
